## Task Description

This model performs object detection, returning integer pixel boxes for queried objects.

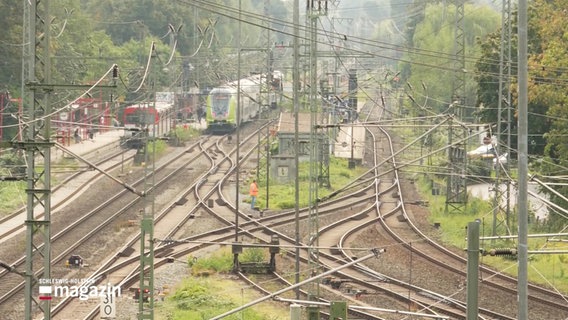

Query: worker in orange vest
[249,179,258,210]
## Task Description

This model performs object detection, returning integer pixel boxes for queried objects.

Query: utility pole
[492,0,513,239]
[21,1,53,318]
[233,0,243,274]
[293,0,301,300]
[466,221,480,319]
[138,43,157,320]
[18,2,115,319]
[306,1,331,318]
[517,0,529,317]
[445,0,468,214]
[256,0,273,207]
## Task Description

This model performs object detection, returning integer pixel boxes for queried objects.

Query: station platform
[333,124,365,164]
[52,128,124,162]
[52,120,207,162]
[0,122,207,244]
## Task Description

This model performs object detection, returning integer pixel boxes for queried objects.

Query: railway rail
[1,100,566,319]
[0,133,224,318]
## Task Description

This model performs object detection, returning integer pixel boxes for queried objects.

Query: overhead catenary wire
[175,0,568,82]
[132,41,156,93]
[0,64,118,130]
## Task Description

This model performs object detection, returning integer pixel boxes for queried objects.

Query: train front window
[211,94,229,116]
[126,109,155,126]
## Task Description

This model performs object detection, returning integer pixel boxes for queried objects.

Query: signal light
[112,65,119,80]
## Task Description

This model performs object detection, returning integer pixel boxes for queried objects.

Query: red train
[119,92,177,148]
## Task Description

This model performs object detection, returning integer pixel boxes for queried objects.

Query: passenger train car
[206,71,283,133]
[120,92,176,148]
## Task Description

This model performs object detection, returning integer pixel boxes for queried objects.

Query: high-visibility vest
[250,182,258,196]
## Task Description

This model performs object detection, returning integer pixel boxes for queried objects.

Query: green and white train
[205,71,282,133]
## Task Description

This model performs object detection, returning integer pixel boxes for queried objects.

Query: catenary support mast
[306,1,331,318]
[21,0,53,318]
[445,0,467,214]
[492,0,513,238]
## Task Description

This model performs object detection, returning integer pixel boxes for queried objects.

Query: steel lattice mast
[492,0,513,238]
[138,44,157,320]
[306,1,330,318]
[256,0,273,206]
[21,0,53,318]
[445,0,468,214]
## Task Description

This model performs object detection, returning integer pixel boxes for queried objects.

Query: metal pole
[517,0,529,318]
[350,124,355,168]
[257,103,261,184]
[233,0,242,272]
[293,0,301,300]
[266,123,270,209]
[466,221,480,319]
[23,0,53,318]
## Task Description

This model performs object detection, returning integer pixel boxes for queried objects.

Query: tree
[0,0,24,93]
[400,3,500,113]
[475,0,568,230]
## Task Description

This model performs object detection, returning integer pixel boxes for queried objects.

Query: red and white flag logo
[39,286,52,300]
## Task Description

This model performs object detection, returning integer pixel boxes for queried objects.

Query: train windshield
[211,94,230,116]
[125,109,156,126]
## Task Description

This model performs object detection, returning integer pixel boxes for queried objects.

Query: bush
[240,247,266,263]
[190,248,233,275]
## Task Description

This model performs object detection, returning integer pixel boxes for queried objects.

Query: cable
[132,42,155,93]
[178,0,568,80]
[0,64,117,130]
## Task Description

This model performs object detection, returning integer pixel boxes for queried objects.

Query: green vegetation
[240,247,267,263]
[171,127,201,142]
[157,277,288,320]
[400,3,500,114]
[0,153,26,214]
[188,248,234,276]
[0,181,25,214]
[157,247,288,319]
[188,246,267,276]
[147,140,168,157]
[416,175,568,293]
[252,156,367,210]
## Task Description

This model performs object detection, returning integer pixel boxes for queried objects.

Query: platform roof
[277,112,312,134]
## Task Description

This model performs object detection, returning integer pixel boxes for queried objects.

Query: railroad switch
[232,235,281,273]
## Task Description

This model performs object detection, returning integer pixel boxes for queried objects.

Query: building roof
[277,112,312,134]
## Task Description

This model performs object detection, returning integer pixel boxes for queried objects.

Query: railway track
[366,103,568,318]
[2,101,566,319]
[198,97,567,319]
[0,133,225,318]
[49,121,276,319]
[46,119,382,313]
[324,95,568,319]
[0,141,133,243]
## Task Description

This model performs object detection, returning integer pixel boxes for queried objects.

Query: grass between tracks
[416,175,568,294]
[250,156,367,210]
[0,180,26,214]
[156,247,289,320]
